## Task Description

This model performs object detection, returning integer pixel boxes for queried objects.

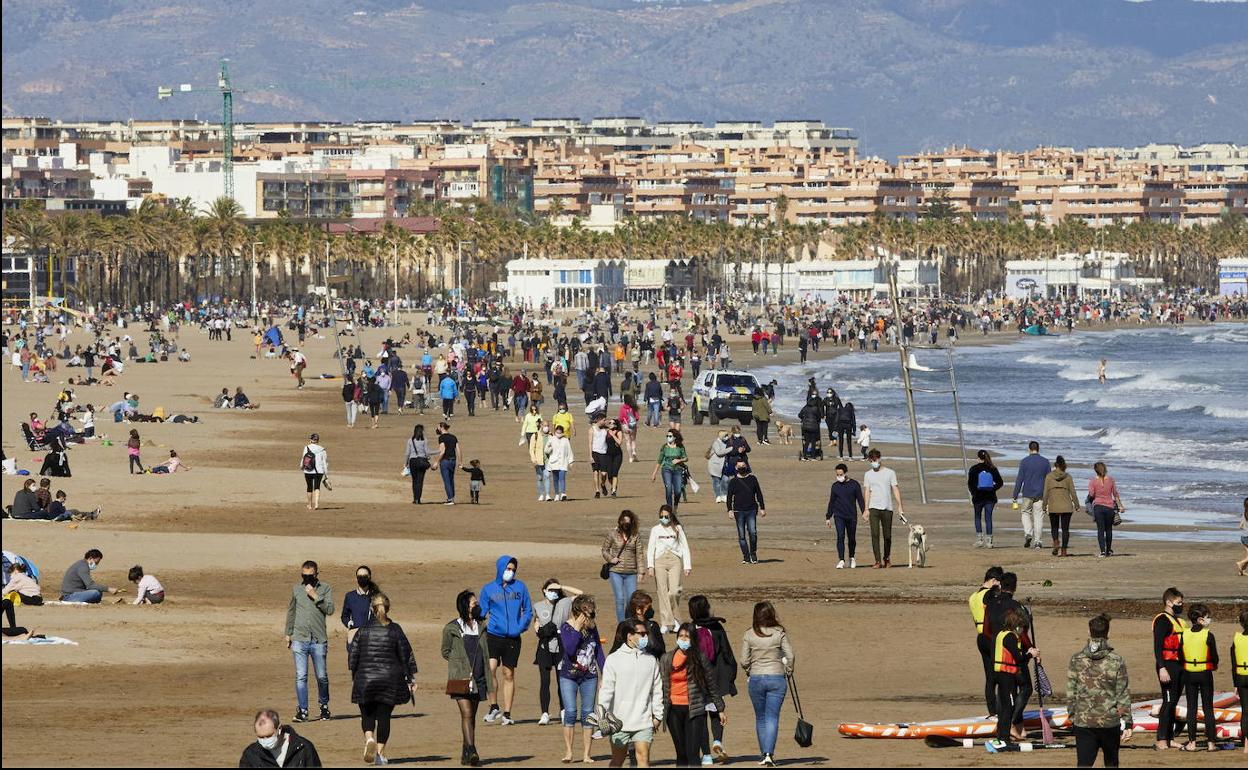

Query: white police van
[691,370,761,425]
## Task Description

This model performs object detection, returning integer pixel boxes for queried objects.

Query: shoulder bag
[446,629,481,696]
[601,533,627,580]
[787,671,813,747]
[411,440,431,471]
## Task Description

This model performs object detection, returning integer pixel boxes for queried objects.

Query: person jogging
[1067,613,1133,768]
[348,592,417,765]
[1152,587,1188,750]
[970,567,1004,717]
[826,463,864,569]
[598,619,664,768]
[479,555,534,727]
[1012,441,1051,550]
[300,434,328,511]
[967,449,1003,549]
[725,461,766,565]
[862,449,903,568]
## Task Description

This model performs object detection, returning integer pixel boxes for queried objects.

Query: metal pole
[889,265,928,504]
[456,240,463,314]
[946,346,972,506]
[251,241,260,320]
[393,242,399,325]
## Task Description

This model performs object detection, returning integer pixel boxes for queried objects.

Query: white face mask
[545,590,560,602]
[835,474,846,482]
[502,569,515,583]
[257,733,281,751]
[870,461,881,470]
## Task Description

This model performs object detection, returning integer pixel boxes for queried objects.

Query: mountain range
[2,0,1246,159]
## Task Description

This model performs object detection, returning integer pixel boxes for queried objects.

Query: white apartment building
[1218,257,1248,297]
[506,258,625,308]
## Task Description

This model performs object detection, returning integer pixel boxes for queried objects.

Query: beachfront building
[505,258,625,308]
[1219,257,1248,297]
[794,257,939,301]
[1004,252,1162,299]
[623,259,695,303]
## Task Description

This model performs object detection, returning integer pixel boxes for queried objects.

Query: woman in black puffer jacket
[348,593,417,765]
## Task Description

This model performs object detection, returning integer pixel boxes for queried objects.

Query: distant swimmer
[1098,359,1108,385]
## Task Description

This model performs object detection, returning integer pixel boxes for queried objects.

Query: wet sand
[2,317,1242,767]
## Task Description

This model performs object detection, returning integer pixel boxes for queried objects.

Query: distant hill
[3,0,1246,158]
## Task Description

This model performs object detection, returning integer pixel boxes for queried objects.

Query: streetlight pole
[457,240,474,315]
[392,242,399,325]
[758,236,770,315]
[251,240,262,320]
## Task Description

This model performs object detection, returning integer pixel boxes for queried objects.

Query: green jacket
[657,445,688,471]
[751,396,772,421]
[441,620,494,696]
[285,582,334,642]
[1066,638,1133,730]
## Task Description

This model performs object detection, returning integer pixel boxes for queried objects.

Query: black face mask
[470,605,484,621]
[1172,603,1183,616]
[643,606,655,621]
[301,574,317,586]
[356,576,371,589]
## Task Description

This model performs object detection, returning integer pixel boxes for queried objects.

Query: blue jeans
[291,640,329,711]
[550,469,567,496]
[647,401,662,426]
[608,571,637,621]
[748,674,787,757]
[558,675,597,726]
[1093,505,1115,554]
[974,500,996,535]
[514,393,528,416]
[381,389,390,413]
[833,516,857,560]
[661,467,685,509]
[534,464,549,498]
[711,474,728,499]
[734,508,758,560]
[61,589,102,603]
[439,458,456,501]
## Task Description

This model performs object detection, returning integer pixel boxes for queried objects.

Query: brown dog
[775,420,794,445]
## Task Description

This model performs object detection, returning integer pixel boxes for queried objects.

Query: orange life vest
[994,630,1020,675]
[1153,612,1185,663]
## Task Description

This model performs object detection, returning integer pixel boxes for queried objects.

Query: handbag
[445,678,473,696]
[787,671,814,748]
[601,535,627,580]
[411,440,431,471]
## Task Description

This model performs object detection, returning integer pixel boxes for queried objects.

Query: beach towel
[43,600,91,606]
[3,636,79,646]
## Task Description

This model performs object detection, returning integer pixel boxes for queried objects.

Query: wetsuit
[993,630,1031,742]
[985,593,1033,728]
[1181,627,1219,745]
[1233,631,1247,751]
[969,586,998,716]
[1152,611,1187,745]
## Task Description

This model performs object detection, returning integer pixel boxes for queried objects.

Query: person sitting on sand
[46,490,99,522]
[128,566,165,605]
[2,598,42,640]
[234,387,260,410]
[59,549,122,603]
[150,450,191,474]
[214,388,234,409]
[4,560,44,605]
[177,348,190,363]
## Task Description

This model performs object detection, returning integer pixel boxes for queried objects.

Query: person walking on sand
[1236,497,1248,576]
[651,429,689,511]
[285,560,334,723]
[726,460,766,565]
[544,424,574,501]
[862,449,904,568]
[603,510,644,622]
[433,422,460,505]
[826,463,865,569]
[1067,613,1133,769]
[646,505,692,634]
[661,622,725,768]
[300,434,329,511]
[598,618,664,768]
[443,590,490,767]
[1042,455,1079,557]
[1088,462,1124,558]
[556,595,605,763]
[127,429,144,474]
[349,592,417,766]
[742,601,793,768]
[1011,441,1051,550]
[968,449,1004,549]
[480,556,534,727]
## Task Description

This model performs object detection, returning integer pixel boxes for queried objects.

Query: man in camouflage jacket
[1067,613,1133,766]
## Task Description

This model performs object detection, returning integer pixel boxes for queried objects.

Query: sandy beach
[2,317,1242,768]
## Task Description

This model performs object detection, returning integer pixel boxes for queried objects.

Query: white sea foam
[1096,428,1248,473]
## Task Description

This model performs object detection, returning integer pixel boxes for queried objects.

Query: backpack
[977,469,994,490]
[301,447,317,472]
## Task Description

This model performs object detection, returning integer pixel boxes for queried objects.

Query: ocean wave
[920,417,1100,440]
[1096,428,1248,473]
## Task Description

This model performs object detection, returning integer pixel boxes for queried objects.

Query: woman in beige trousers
[645,504,692,633]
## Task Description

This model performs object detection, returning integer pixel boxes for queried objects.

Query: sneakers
[850,558,857,569]
[500,715,516,726]
[974,534,985,548]
[293,709,310,723]
[538,495,546,502]
[749,556,760,564]
[701,755,715,766]
[364,737,378,763]
[1023,535,1033,549]
[319,706,331,721]
[483,706,501,724]
[1032,541,1045,550]
[374,755,388,766]
[835,559,845,569]
[985,535,994,549]
[760,754,776,767]
[712,740,727,763]
[538,712,551,726]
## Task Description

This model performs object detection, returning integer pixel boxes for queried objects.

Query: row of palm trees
[4,196,1244,307]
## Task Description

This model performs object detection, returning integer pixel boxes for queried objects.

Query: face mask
[835,474,846,482]
[870,461,880,470]
[542,426,550,434]
[666,437,675,444]
[301,574,317,586]
[257,734,281,751]
[1172,603,1183,616]
[676,639,691,652]
[660,517,671,526]
[545,590,560,602]
[88,561,98,571]
[470,604,484,621]
[356,576,371,589]
[636,635,648,651]
[502,569,515,583]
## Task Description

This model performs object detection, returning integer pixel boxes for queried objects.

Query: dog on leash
[775,420,794,445]
[899,512,930,568]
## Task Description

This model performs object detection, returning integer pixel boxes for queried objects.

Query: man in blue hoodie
[1012,441,1052,550]
[480,555,533,726]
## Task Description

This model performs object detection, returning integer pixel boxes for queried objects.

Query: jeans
[534,464,548,498]
[558,675,597,726]
[550,469,567,496]
[748,674,787,757]
[1092,505,1115,553]
[711,474,728,499]
[608,571,637,621]
[647,401,662,426]
[292,640,329,711]
[661,467,685,509]
[61,589,102,603]
[381,389,390,413]
[513,393,528,417]
[974,500,995,535]
[734,508,758,560]
[833,516,856,560]
[440,458,456,501]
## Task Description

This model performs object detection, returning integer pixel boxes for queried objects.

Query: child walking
[461,459,486,504]
[856,424,871,460]
[127,429,144,474]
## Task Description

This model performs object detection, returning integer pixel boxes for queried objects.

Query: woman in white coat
[544,425,575,501]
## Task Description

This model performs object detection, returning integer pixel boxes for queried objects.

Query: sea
[753,324,1248,542]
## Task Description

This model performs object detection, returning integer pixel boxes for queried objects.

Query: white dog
[899,512,930,568]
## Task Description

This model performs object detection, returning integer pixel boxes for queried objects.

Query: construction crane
[158,59,236,202]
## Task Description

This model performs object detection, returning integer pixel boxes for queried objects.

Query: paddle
[1026,600,1056,745]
